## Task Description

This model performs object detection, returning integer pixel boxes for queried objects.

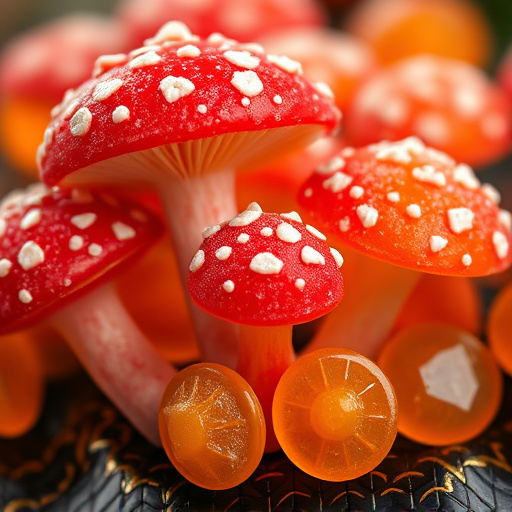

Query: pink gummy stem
[236,324,295,453]
[302,247,421,360]
[158,169,240,368]
[51,281,175,446]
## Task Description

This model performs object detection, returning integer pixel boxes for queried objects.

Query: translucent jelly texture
[379,324,503,446]
[159,363,265,490]
[272,348,397,481]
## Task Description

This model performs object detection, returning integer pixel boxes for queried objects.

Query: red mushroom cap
[38,21,339,187]
[299,137,512,277]
[188,203,344,326]
[0,184,163,334]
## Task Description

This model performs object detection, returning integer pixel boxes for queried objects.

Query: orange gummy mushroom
[378,324,503,446]
[0,332,44,438]
[272,348,397,482]
[159,363,265,490]
[344,0,493,67]
[487,281,512,376]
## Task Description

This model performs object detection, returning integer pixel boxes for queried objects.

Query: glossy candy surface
[159,363,265,490]
[378,324,503,446]
[272,348,397,481]
[487,282,512,376]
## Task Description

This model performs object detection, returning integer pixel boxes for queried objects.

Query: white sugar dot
[430,235,448,253]
[447,208,474,234]
[223,280,235,293]
[273,95,283,105]
[216,246,233,260]
[387,191,400,203]
[276,223,301,243]
[0,258,12,277]
[356,204,379,228]
[493,231,509,259]
[69,235,84,251]
[129,51,162,68]
[223,50,260,69]
[88,244,103,257]
[159,76,195,103]
[70,107,92,136]
[462,254,472,266]
[330,247,344,268]
[237,233,250,244]
[260,227,273,237]
[177,45,201,58]
[18,241,45,270]
[229,209,261,227]
[306,225,326,241]
[19,289,33,304]
[339,217,350,232]
[323,172,353,193]
[71,213,97,229]
[197,104,207,114]
[112,222,136,241]
[406,204,422,218]
[113,105,130,123]
[231,70,263,97]
[317,157,345,174]
[0,218,6,237]
[453,164,480,190]
[190,250,205,271]
[202,225,221,238]
[280,211,302,223]
[241,97,251,106]
[304,188,313,198]
[249,252,283,274]
[301,246,325,265]
[92,79,123,101]
[412,165,447,187]
[20,209,42,230]
[349,186,364,199]
[64,278,72,287]
[295,278,305,290]
[267,54,302,74]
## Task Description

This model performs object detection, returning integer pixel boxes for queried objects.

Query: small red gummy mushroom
[0,184,175,445]
[37,21,340,367]
[188,202,344,451]
[299,136,512,360]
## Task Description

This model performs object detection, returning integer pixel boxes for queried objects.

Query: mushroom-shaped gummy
[37,21,340,367]
[299,137,512,359]
[0,184,174,445]
[188,203,344,451]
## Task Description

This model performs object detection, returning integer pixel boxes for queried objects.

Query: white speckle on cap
[301,245,325,265]
[481,183,501,205]
[273,95,283,105]
[430,235,448,253]
[93,79,123,101]
[88,244,103,257]
[295,278,305,290]
[323,172,353,193]
[462,254,472,266]
[330,247,344,268]
[447,208,474,233]
[247,202,262,212]
[69,107,92,136]
[260,227,273,237]
[231,70,263,97]
[216,246,233,260]
[229,209,261,227]
[64,278,72,287]
[412,165,446,187]
[69,235,84,251]
[0,258,12,277]
[374,137,425,163]
[313,82,334,100]
[304,188,313,198]
[277,223,301,243]
[19,289,33,304]
[159,76,195,103]
[280,211,302,223]
[387,191,400,203]
[190,250,205,271]
[406,204,422,218]
[129,51,162,68]
[0,218,6,237]
[317,156,345,174]
[499,210,512,232]
[20,209,42,230]
[267,54,302,74]
[145,21,196,46]
[223,280,235,292]
[197,104,207,114]
[349,186,364,199]
[18,241,45,270]
[71,213,97,230]
[241,97,251,106]
[177,45,201,58]
[223,50,260,69]
[250,252,283,274]
[453,164,480,190]
[202,225,221,238]
[93,53,127,78]
[306,224,326,241]
[113,106,130,123]
[357,204,379,228]
[112,222,136,240]
[493,231,509,259]
[339,217,350,232]
[237,233,250,244]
